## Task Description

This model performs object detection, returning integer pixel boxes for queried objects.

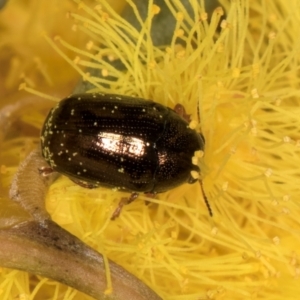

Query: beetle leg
[38,166,54,176]
[144,192,157,205]
[111,192,139,220]
[69,178,99,189]
[173,103,192,123]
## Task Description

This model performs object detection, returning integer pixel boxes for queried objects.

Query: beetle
[40,93,211,219]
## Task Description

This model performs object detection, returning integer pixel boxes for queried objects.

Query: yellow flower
[1,0,300,299]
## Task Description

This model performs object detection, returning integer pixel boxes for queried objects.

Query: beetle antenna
[197,99,201,124]
[199,180,213,217]
[197,95,211,216]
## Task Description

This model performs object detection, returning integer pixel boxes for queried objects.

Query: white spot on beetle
[71,109,75,115]
[79,162,83,165]
[83,169,87,172]
[114,106,118,109]
[103,107,106,110]
[60,143,64,146]
[73,152,78,156]
[77,172,81,175]
[118,168,124,173]
[79,129,82,133]
[111,110,114,113]
[42,147,57,168]
[94,122,97,126]
[68,158,71,161]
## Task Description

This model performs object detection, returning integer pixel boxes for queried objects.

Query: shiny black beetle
[40,93,209,218]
